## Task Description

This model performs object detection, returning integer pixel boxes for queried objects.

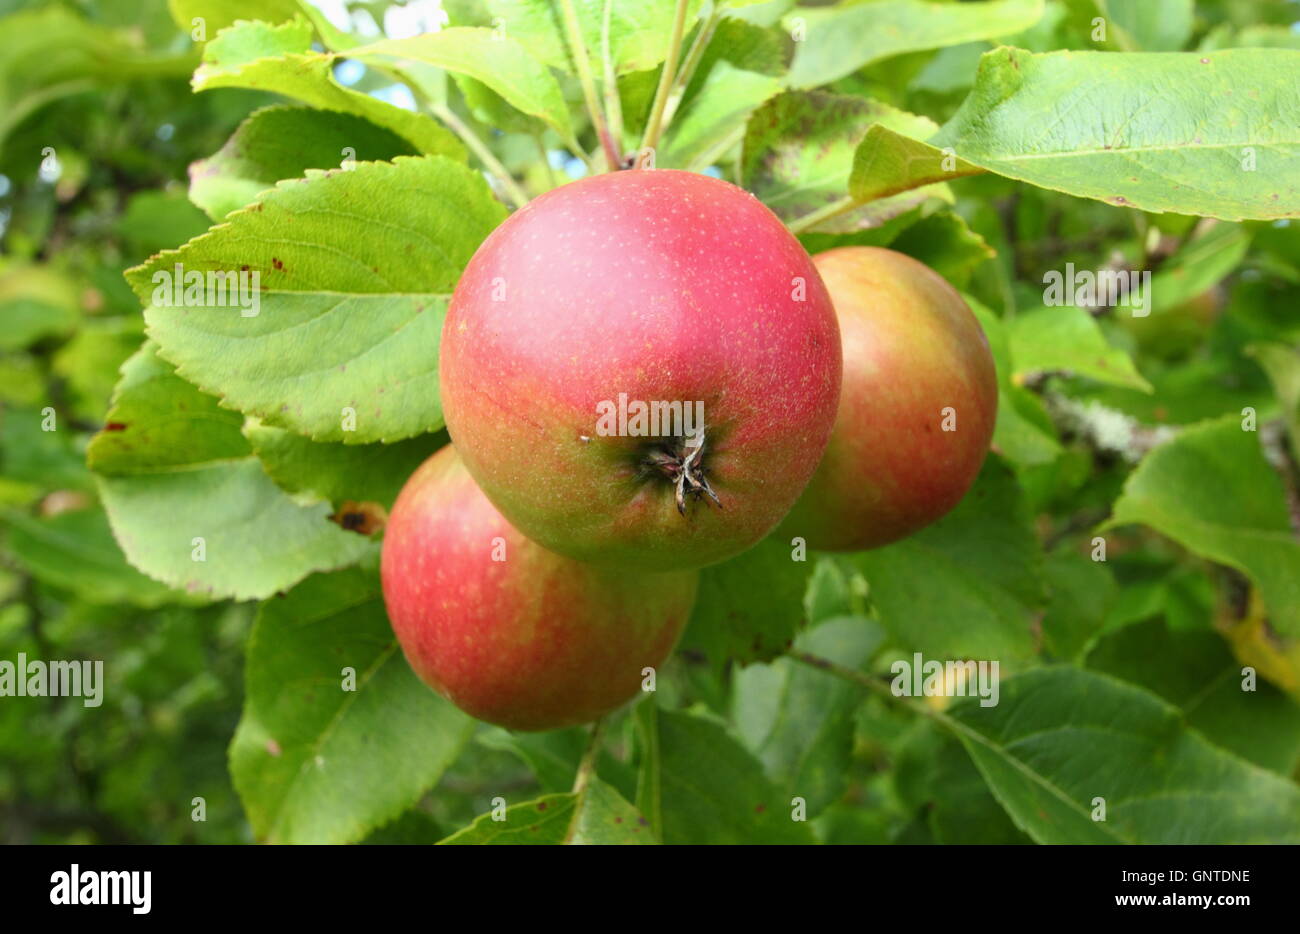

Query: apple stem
[640,0,693,158]
[558,0,623,172]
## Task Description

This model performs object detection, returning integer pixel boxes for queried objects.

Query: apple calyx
[641,429,723,516]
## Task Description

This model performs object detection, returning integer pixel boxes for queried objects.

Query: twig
[559,0,621,170]
[660,1,723,129]
[640,0,692,156]
[426,101,529,209]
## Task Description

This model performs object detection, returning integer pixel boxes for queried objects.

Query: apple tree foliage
[2,0,1300,844]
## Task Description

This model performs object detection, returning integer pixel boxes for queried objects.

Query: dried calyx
[641,429,722,516]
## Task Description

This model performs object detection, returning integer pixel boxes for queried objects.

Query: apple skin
[380,445,697,731]
[779,247,997,551]
[440,169,841,572]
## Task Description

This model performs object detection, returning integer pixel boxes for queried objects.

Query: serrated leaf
[189,105,418,220]
[1009,305,1152,391]
[851,457,1044,667]
[655,709,815,844]
[230,567,474,843]
[679,535,806,674]
[127,156,507,443]
[352,28,574,141]
[191,20,464,159]
[946,666,1300,843]
[88,343,371,600]
[849,124,983,203]
[1106,415,1300,639]
[784,0,1045,89]
[439,779,651,844]
[932,47,1300,220]
[662,61,783,170]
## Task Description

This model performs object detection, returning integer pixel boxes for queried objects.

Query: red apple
[440,168,841,571]
[779,247,997,551]
[380,444,697,731]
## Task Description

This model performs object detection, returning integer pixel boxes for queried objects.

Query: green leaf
[245,421,445,510]
[230,567,475,844]
[784,0,1045,89]
[741,91,951,226]
[946,666,1300,843]
[1040,551,1117,662]
[439,779,652,844]
[1106,415,1300,639]
[352,28,575,142]
[849,124,983,203]
[662,61,783,170]
[167,0,303,37]
[632,699,662,841]
[1088,618,1300,775]
[1249,341,1300,461]
[852,457,1044,667]
[932,47,1300,220]
[189,105,418,220]
[88,343,371,600]
[733,615,883,817]
[655,710,816,844]
[127,156,507,443]
[968,297,1062,467]
[1094,0,1193,52]
[0,265,80,351]
[485,0,704,77]
[192,20,464,159]
[679,535,807,674]
[5,507,185,607]
[886,211,994,284]
[1008,305,1152,391]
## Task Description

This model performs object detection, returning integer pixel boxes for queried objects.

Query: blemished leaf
[439,779,652,844]
[88,343,371,601]
[784,0,1045,89]
[679,535,807,674]
[244,421,445,510]
[946,666,1300,843]
[189,105,418,220]
[741,91,951,226]
[1087,618,1300,776]
[1094,0,1193,52]
[1106,415,1300,640]
[655,710,816,844]
[485,0,704,77]
[932,47,1300,220]
[352,28,575,142]
[1008,304,1152,392]
[192,19,464,159]
[852,457,1045,668]
[127,156,507,444]
[230,567,475,844]
[5,507,187,607]
[733,615,884,817]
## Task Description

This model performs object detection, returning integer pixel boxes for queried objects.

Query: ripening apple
[440,168,841,572]
[380,444,697,731]
[779,247,997,551]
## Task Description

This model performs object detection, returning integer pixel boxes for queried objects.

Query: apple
[380,444,697,731]
[440,168,841,572]
[779,247,997,551]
